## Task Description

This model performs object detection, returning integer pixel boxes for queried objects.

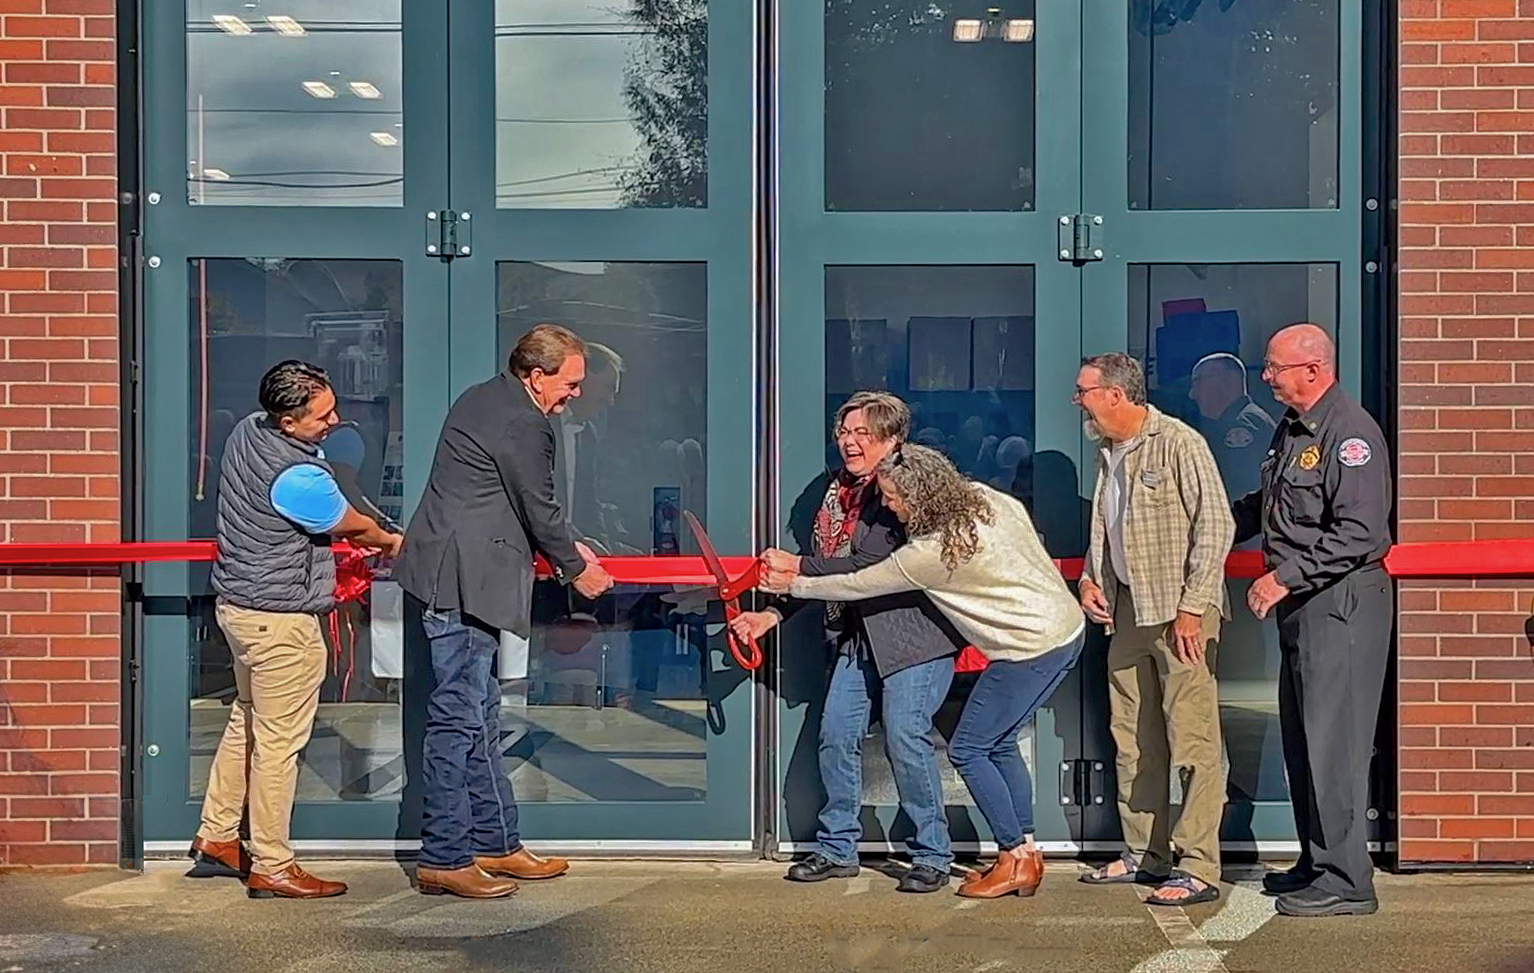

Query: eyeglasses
[834,426,876,442]
[1071,385,1105,402]
[1261,359,1318,377]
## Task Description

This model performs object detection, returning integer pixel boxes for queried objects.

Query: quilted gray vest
[210,412,337,615]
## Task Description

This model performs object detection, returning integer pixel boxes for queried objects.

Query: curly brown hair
[876,444,994,571]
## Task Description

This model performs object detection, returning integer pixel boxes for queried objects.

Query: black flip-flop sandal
[1079,852,1146,885]
[1146,874,1221,907]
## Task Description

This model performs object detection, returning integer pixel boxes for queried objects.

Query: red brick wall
[0,0,120,867]
[1398,0,1534,864]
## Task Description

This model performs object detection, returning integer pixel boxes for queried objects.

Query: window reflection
[1129,261,1338,807]
[187,257,405,802]
[1128,0,1339,210]
[823,265,1040,807]
[496,260,710,801]
[496,0,708,209]
[825,1,1037,212]
[186,1,404,207]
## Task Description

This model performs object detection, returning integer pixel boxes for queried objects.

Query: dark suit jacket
[776,472,964,678]
[398,372,588,637]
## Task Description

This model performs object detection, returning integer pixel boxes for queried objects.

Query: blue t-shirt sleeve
[269,464,348,534]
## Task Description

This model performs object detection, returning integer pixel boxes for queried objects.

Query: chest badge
[1224,426,1254,448]
[1298,444,1321,470]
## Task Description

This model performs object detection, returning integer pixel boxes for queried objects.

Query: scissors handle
[721,602,764,670]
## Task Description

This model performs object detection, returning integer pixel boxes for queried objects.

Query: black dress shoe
[786,853,860,883]
[1261,868,1318,896]
[897,864,950,893]
[1276,885,1378,917]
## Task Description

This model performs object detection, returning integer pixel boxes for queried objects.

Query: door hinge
[1058,758,1107,807]
[426,209,472,259]
[1058,214,1104,263]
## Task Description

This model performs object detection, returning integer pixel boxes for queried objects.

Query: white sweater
[788,485,1085,663]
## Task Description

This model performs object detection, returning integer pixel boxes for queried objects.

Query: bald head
[1270,323,1336,374]
[1264,323,1337,412]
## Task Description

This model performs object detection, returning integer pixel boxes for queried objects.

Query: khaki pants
[197,602,327,875]
[1107,586,1225,886]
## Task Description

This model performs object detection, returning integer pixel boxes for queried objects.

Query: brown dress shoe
[475,847,569,880]
[246,864,348,900]
[188,836,249,879]
[957,848,1044,899]
[417,863,517,899]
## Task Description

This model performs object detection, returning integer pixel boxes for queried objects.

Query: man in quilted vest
[189,360,402,899]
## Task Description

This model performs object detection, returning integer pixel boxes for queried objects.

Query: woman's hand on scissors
[729,610,781,644]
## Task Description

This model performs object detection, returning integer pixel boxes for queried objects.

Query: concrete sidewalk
[0,860,1532,973]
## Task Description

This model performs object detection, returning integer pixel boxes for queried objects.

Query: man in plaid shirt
[1073,353,1235,907]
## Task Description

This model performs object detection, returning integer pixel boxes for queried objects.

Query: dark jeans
[418,606,521,870]
[949,630,1085,850]
[817,651,955,869]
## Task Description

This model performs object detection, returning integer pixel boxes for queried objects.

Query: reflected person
[756,444,1085,900]
[1188,352,1275,505]
[731,392,966,894]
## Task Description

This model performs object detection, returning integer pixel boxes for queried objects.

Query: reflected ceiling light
[952,19,983,42]
[266,15,306,36]
[302,81,337,98]
[202,167,231,181]
[349,81,383,99]
[212,14,253,35]
[369,131,399,146]
[1003,18,1034,42]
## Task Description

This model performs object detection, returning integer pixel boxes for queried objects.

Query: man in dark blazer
[730,392,967,894]
[399,323,614,899]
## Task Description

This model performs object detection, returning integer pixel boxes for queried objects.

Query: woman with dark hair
[757,444,1085,899]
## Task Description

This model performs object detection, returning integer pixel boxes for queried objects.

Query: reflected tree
[620,0,708,208]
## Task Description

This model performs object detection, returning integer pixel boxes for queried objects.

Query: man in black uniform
[1189,352,1277,504]
[1233,323,1392,918]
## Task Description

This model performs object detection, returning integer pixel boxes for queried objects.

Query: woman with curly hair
[757,443,1085,899]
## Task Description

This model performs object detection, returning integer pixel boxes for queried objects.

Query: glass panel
[1128,262,1338,807]
[1128,0,1339,211]
[496,260,710,800]
[495,0,708,209]
[824,265,1036,805]
[825,2,1037,212]
[186,2,404,207]
[187,257,405,802]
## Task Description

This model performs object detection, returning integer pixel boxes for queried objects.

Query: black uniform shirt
[1201,395,1278,502]
[1232,383,1392,595]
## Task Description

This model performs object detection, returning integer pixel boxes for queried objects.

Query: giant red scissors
[682,511,764,671]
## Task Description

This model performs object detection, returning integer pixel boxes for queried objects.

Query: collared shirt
[1083,406,1235,630]
[1232,383,1392,594]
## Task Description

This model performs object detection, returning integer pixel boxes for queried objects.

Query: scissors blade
[683,511,730,586]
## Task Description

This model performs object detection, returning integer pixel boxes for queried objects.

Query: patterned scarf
[813,470,873,627]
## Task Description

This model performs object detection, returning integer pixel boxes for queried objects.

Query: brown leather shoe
[475,847,569,880]
[188,836,249,879]
[417,863,517,898]
[957,848,1044,899]
[246,864,347,899]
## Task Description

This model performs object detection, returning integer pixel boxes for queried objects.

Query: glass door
[1076,0,1366,847]
[773,0,1090,855]
[139,1,452,848]
[441,0,759,844]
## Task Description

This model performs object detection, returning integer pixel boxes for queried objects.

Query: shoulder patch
[1224,426,1254,449]
[1338,437,1372,468]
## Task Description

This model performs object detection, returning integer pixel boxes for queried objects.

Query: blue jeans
[949,631,1085,850]
[817,651,955,869]
[418,607,521,870]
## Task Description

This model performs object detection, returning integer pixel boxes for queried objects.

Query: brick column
[1398,0,1534,864]
[0,0,120,867]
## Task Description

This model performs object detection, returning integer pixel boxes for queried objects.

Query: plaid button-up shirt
[1082,407,1235,631]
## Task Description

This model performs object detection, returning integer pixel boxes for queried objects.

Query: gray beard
[1083,418,1104,442]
